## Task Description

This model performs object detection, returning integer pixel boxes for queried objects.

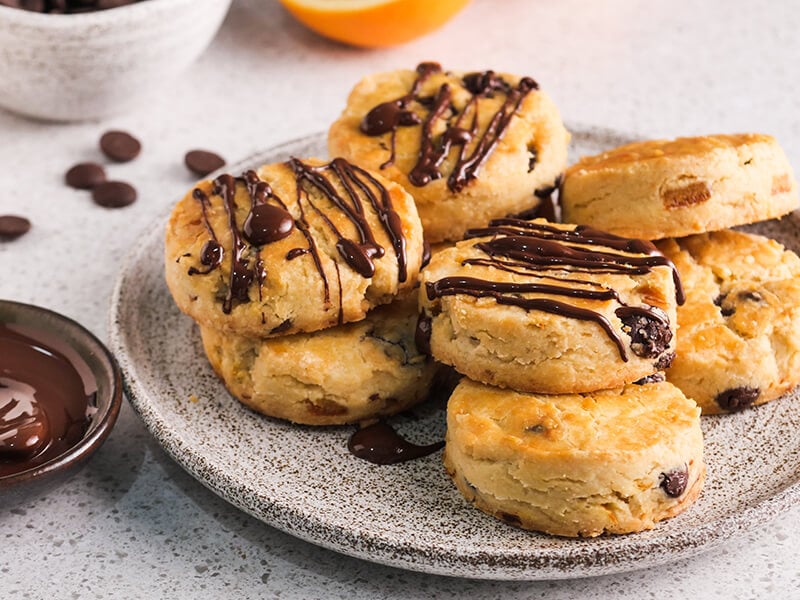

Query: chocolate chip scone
[328,62,570,243]
[657,230,800,414]
[199,294,438,425]
[418,218,681,394]
[165,157,425,338]
[561,133,798,240]
[444,378,705,537]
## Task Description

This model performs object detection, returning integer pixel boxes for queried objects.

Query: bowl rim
[0,0,223,28]
[0,299,123,488]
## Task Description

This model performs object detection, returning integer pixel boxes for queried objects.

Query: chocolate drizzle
[186,158,410,317]
[425,219,683,361]
[361,62,539,192]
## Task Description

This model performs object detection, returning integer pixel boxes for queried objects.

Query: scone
[444,378,705,537]
[418,218,682,394]
[199,295,438,425]
[329,62,570,243]
[561,133,798,240]
[657,230,800,414]
[165,157,425,338]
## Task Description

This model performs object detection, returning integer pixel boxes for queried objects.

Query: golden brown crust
[444,379,705,537]
[657,230,800,414]
[328,66,570,243]
[199,295,438,426]
[561,133,798,240]
[165,158,425,338]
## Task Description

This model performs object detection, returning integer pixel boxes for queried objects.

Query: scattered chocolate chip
[99,130,141,163]
[618,309,673,358]
[715,386,760,412]
[660,465,689,497]
[184,150,226,178]
[65,162,106,190]
[0,215,31,240]
[91,181,137,208]
[525,424,546,434]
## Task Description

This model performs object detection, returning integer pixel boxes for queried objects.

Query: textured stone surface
[2,0,800,597]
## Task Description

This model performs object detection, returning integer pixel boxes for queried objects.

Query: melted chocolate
[425,220,684,361]
[361,62,538,192]
[348,421,443,465]
[0,323,95,477]
[186,158,411,317]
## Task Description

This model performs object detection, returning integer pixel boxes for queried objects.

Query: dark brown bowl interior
[0,300,122,498]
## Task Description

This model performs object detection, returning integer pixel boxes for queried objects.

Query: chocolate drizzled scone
[561,133,798,240]
[165,157,425,337]
[328,62,570,243]
[418,219,682,394]
[657,230,800,414]
[199,295,437,425]
[444,378,705,537]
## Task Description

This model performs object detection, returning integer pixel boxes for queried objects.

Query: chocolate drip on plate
[348,421,444,465]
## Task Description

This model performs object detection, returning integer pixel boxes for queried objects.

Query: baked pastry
[418,218,682,394]
[444,378,705,537]
[328,62,570,243]
[561,133,798,240]
[165,157,425,337]
[199,295,438,425]
[657,230,800,414]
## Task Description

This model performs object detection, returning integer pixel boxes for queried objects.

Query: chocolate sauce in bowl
[0,322,95,477]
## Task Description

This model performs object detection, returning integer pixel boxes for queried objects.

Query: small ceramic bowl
[0,0,232,121]
[0,300,122,501]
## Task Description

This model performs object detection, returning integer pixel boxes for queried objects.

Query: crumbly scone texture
[561,133,798,240]
[328,66,570,243]
[657,230,800,414]
[419,220,679,394]
[444,378,705,537]
[165,158,425,338]
[199,295,438,426]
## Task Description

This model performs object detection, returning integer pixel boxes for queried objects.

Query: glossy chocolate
[186,158,411,317]
[425,219,683,361]
[361,62,539,192]
[348,421,443,465]
[0,322,95,477]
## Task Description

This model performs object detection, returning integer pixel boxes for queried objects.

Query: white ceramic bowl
[0,0,231,121]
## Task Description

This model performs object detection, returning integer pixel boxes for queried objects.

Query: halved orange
[278,0,471,48]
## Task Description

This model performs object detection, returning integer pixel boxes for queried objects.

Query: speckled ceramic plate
[109,128,800,580]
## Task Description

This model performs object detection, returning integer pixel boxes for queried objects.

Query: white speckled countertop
[2,0,800,597]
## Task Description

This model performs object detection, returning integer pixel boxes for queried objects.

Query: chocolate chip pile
[0,0,145,13]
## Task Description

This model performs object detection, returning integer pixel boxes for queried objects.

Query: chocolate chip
[660,465,689,497]
[617,308,673,359]
[653,351,675,370]
[715,386,760,412]
[633,372,666,385]
[415,311,432,356]
[65,162,106,190]
[99,130,141,163]
[0,215,31,240]
[184,150,226,178]
[269,319,293,335]
[92,181,137,208]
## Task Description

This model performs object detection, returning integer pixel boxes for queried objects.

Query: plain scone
[444,378,705,537]
[199,295,437,425]
[561,133,798,240]
[657,229,800,414]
